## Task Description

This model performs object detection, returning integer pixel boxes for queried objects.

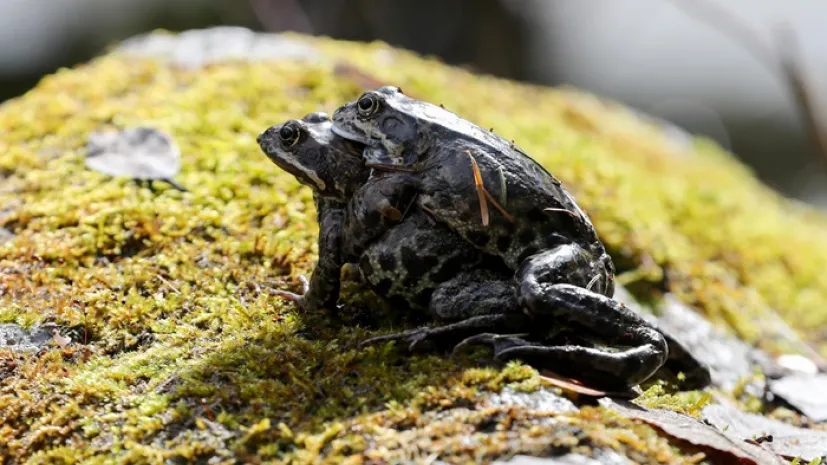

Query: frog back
[415,133,607,270]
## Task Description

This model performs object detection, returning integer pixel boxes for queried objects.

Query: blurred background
[3,0,827,208]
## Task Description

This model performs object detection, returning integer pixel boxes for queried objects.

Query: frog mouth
[331,124,372,146]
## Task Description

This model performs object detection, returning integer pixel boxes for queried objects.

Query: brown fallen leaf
[538,369,637,398]
[601,398,787,465]
[703,402,827,461]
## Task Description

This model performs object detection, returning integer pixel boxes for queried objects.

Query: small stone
[769,373,827,422]
[775,354,819,375]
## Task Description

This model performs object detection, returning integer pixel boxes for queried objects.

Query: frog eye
[356,94,379,117]
[279,123,301,147]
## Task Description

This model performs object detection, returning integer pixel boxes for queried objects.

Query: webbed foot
[359,314,518,353]
[518,281,669,390]
[452,332,536,356]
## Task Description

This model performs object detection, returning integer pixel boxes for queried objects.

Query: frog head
[257,112,369,201]
[331,86,431,169]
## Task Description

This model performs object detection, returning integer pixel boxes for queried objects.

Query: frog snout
[257,126,280,151]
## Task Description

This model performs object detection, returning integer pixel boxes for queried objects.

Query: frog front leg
[343,173,422,259]
[503,244,669,390]
[274,198,345,313]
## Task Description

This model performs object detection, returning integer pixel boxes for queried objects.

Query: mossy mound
[1,28,826,464]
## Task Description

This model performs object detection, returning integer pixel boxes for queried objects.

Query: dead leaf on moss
[702,403,827,461]
[600,398,787,465]
[86,126,184,190]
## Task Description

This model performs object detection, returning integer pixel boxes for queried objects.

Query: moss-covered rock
[1,27,826,464]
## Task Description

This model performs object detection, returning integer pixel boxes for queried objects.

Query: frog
[330,86,711,390]
[257,112,533,349]
[259,110,711,391]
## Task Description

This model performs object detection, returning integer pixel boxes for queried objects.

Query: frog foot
[358,327,434,352]
[272,275,311,308]
[359,314,514,353]
[451,332,535,356]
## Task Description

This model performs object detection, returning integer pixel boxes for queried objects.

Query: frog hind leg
[658,334,712,390]
[359,269,529,352]
[451,332,543,355]
[513,246,669,390]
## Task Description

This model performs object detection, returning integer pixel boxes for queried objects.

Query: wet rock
[769,373,827,422]
[614,286,769,390]
[117,26,321,68]
[0,323,59,351]
[654,294,771,389]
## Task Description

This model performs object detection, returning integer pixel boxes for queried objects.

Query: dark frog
[331,87,711,390]
[257,112,529,349]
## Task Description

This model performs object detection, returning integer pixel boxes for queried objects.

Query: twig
[666,0,827,170]
[482,189,515,223]
[465,150,489,226]
[774,25,827,170]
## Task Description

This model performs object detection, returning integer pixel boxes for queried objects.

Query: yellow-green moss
[1,30,826,464]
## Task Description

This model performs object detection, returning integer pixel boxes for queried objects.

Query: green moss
[1,30,826,463]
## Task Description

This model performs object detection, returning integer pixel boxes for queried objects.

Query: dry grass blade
[465,150,490,226]
[482,189,515,223]
[544,207,579,218]
[666,0,827,173]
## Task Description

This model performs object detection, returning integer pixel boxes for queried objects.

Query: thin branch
[774,24,827,170]
[666,0,827,171]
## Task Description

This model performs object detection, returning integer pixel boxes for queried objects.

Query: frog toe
[452,333,534,356]
[358,328,425,351]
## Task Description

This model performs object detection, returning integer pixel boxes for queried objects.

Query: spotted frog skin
[331,87,711,390]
